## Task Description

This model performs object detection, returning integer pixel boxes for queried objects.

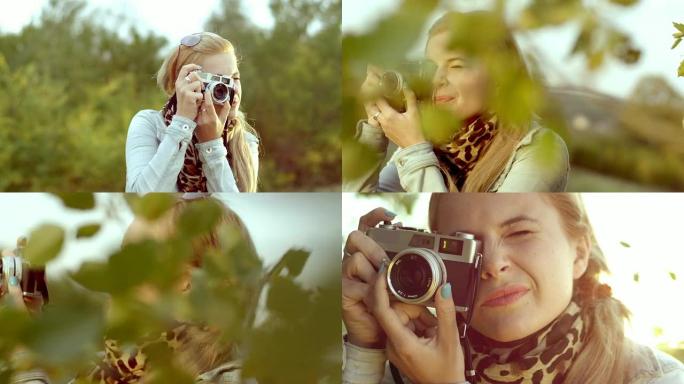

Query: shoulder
[516,124,568,161]
[128,109,163,133]
[625,343,684,384]
[243,129,260,145]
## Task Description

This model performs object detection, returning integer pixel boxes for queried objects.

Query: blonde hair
[427,12,532,192]
[428,193,637,383]
[156,32,258,192]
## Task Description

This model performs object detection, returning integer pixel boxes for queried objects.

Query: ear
[572,233,591,279]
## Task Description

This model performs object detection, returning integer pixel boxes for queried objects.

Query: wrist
[195,126,221,143]
[347,334,385,350]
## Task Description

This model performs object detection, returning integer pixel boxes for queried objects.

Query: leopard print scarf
[86,323,232,383]
[162,94,236,192]
[434,114,498,190]
[468,301,586,384]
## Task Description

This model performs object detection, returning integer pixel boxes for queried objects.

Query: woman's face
[195,52,242,117]
[432,194,589,342]
[425,31,490,120]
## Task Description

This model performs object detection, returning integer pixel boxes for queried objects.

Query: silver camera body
[367,222,482,313]
[197,71,236,105]
[0,239,49,304]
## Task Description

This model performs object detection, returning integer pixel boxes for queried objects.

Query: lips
[481,284,530,308]
[434,95,455,104]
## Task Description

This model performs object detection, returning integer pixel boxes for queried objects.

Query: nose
[480,240,510,280]
[432,66,447,88]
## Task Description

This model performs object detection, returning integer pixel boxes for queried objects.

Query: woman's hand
[360,65,384,129]
[371,267,466,384]
[195,87,237,143]
[375,88,426,148]
[342,207,397,349]
[360,65,426,148]
[175,64,205,121]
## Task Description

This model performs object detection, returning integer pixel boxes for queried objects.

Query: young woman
[1,239,51,383]
[126,32,259,193]
[342,194,684,383]
[83,197,255,383]
[349,11,569,192]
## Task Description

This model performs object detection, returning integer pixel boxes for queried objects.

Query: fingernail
[9,277,19,287]
[384,209,397,218]
[441,283,452,299]
[378,261,387,274]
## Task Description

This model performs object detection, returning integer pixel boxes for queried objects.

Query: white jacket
[125,109,259,193]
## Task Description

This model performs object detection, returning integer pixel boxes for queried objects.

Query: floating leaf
[125,194,177,221]
[76,223,101,239]
[670,272,677,281]
[608,0,639,6]
[177,198,223,237]
[674,22,684,34]
[281,249,310,278]
[619,241,631,248]
[679,61,684,77]
[54,193,96,210]
[24,224,65,266]
[671,38,682,50]
[633,272,640,282]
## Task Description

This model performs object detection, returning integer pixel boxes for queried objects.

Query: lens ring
[210,82,229,103]
[386,248,445,304]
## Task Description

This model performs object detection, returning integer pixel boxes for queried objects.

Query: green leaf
[674,22,684,34]
[608,0,639,6]
[24,224,65,265]
[669,272,677,281]
[671,38,682,50]
[280,249,310,278]
[633,272,640,282]
[125,194,177,221]
[679,61,684,77]
[619,241,631,248]
[177,198,223,237]
[75,223,101,239]
[54,193,96,210]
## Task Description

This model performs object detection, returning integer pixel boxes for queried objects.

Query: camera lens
[380,71,402,97]
[211,83,229,103]
[387,249,444,304]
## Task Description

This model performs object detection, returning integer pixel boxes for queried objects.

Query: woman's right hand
[175,63,205,121]
[360,65,384,129]
[342,207,396,349]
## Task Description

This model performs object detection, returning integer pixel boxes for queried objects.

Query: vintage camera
[369,61,435,113]
[0,238,49,305]
[367,221,482,313]
[197,71,237,105]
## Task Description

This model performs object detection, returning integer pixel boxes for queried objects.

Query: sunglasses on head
[177,33,202,61]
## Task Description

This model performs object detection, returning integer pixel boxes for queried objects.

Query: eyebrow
[499,215,540,228]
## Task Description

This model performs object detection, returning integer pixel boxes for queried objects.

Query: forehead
[197,52,237,75]
[425,31,466,61]
[432,194,557,233]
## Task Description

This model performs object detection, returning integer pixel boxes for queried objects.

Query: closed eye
[509,230,533,238]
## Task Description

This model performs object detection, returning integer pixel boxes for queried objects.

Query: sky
[0,193,341,288]
[0,0,275,49]
[342,193,684,349]
[342,0,684,99]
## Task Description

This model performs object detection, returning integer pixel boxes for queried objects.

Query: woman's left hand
[374,88,427,148]
[195,88,238,143]
[370,265,466,384]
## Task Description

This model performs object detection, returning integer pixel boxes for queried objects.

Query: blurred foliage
[0,193,340,383]
[0,0,340,191]
[673,22,684,77]
[341,0,684,191]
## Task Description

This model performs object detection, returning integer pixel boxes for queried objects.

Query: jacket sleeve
[392,142,448,193]
[125,111,195,192]
[196,137,240,193]
[493,129,569,192]
[343,342,388,384]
